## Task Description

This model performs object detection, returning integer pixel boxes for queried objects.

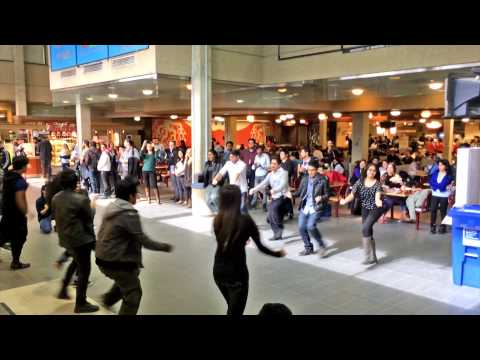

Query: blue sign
[76,45,109,65]
[49,45,77,71]
[108,45,149,58]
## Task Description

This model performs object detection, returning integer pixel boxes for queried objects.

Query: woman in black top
[213,185,285,315]
[203,150,222,213]
[340,163,383,265]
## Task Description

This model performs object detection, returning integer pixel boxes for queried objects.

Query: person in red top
[452,139,460,156]
[426,138,436,154]
[321,164,347,184]
[435,139,445,154]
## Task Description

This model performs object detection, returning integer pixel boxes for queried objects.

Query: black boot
[57,287,71,300]
[74,302,100,314]
[430,225,437,234]
[438,225,446,234]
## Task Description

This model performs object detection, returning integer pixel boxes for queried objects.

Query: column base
[191,183,214,217]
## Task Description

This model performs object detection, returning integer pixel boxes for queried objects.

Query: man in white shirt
[97,143,112,198]
[250,156,289,240]
[250,145,270,211]
[213,150,248,214]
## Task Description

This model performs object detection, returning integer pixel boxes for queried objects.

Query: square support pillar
[443,119,454,163]
[13,45,27,118]
[351,113,370,165]
[75,97,92,149]
[319,119,328,148]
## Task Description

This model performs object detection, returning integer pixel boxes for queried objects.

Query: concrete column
[443,119,454,163]
[351,112,370,165]
[224,116,236,144]
[319,118,327,148]
[13,45,27,119]
[75,96,92,149]
[191,45,212,217]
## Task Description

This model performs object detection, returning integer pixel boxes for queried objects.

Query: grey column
[191,45,212,179]
[13,45,27,118]
[191,45,213,216]
[351,112,370,165]
[75,95,92,149]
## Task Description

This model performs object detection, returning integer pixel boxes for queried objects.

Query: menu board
[108,45,149,58]
[50,45,77,71]
[76,45,109,65]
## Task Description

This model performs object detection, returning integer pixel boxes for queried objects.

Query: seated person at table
[403,179,432,223]
[402,151,414,165]
[380,163,404,219]
[350,159,367,186]
[379,160,388,178]
[332,158,345,175]
[322,164,347,185]
[386,150,401,166]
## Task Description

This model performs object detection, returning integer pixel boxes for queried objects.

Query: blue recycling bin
[450,204,480,288]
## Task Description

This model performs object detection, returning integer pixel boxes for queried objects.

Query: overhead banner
[108,45,149,58]
[76,45,109,65]
[50,45,77,71]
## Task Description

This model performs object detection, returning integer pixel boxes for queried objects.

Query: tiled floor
[1,178,479,315]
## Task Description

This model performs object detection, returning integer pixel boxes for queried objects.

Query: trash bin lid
[450,204,480,221]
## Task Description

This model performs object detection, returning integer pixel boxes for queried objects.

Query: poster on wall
[236,123,271,146]
[76,45,109,65]
[49,45,77,71]
[152,119,192,147]
[211,122,225,146]
[108,45,149,58]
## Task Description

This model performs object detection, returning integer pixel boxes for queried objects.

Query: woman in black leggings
[429,159,454,234]
[340,163,383,265]
[213,184,285,315]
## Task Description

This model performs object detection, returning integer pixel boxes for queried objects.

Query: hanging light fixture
[390,109,401,117]
[428,82,443,90]
[351,88,364,96]
[332,112,342,119]
[419,118,427,124]
[421,110,432,118]
[376,127,385,135]
[186,84,192,91]
[368,112,373,119]
[275,118,282,124]
[299,119,306,124]
[247,115,255,123]
[318,113,328,121]
[290,119,296,125]
[462,118,470,123]
[286,114,294,119]
[426,120,442,129]
[280,114,287,121]
[214,116,225,122]
[170,114,179,120]
[134,116,141,122]
[390,127,397,135]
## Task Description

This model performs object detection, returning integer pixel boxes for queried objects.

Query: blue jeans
[298,211,325,251]
[241,192,248,215]
[87,169,100,194]
[39,216,52,234]
[251,175,267,208]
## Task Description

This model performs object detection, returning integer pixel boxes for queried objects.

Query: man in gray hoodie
[95,176,173,315]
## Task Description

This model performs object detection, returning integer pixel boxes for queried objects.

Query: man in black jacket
[96,177,173,315]
[52,169,99,313]
[165,140,179,201]
[84,141,101,194]
[292,159,330,257]
[38,136,53,180]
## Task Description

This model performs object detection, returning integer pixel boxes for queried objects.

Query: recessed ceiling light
[351,88,364,96]
[142,89,153,96]
[428,82,443,90]
[421,110,432,118]
[333,112,342,119]
[263,111,270,114]
[390,110,401,117]
[214,116,225,122]
[299,119,306,124]
[318,113,328,121]
[419,118,427,124]
[277,88,288,93]
[462,118,470,123]
[247,115,255,123]
[236,99,244,104]
[86,97,93,101]
[108,93,118,99]
[286,114,294,119]
[170,114,178,120]
[280,115,287,121]
[186,84,192,91]
[134,116,141,122]
[62,100,70,104]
